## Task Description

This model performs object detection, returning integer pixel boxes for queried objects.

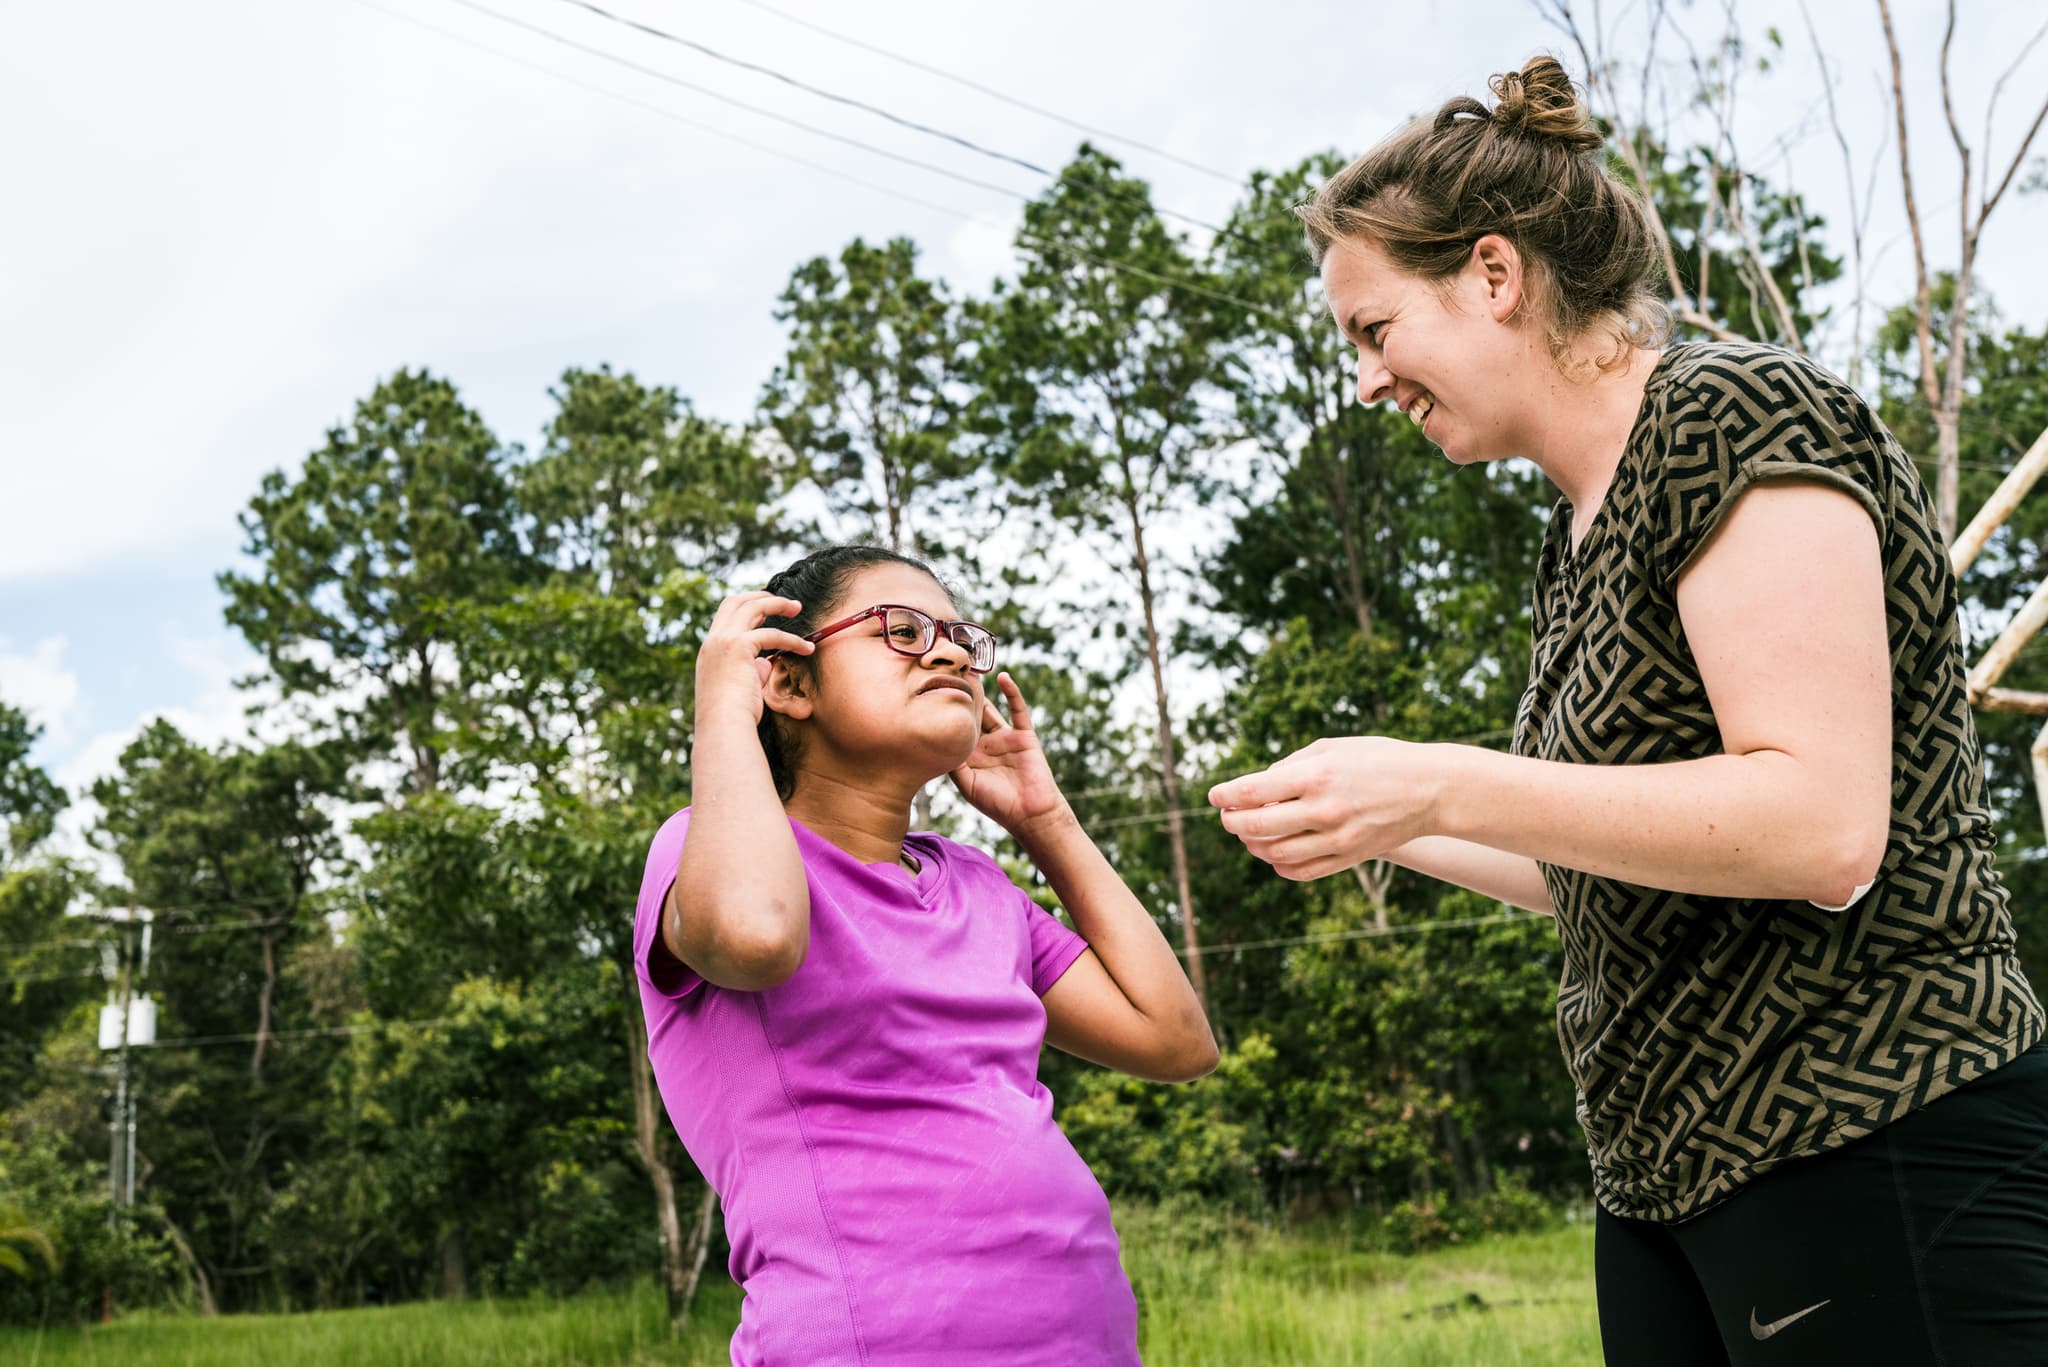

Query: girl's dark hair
[755,544,952,801]
[1297,54,1669,372]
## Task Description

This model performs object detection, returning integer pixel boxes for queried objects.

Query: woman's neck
[783,772,919,868]
[1522,345,1664,542]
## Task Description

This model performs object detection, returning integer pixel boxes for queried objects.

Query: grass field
[0,1208,1602,1365]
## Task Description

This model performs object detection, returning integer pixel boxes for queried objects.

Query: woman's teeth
[1408,394,1436,427]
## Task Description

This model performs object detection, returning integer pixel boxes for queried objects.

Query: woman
[1211,55,2048,1366]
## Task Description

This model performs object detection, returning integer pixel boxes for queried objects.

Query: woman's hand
[1208,736,1442,880]
[694,591,814,725]
[950,673,1072,839]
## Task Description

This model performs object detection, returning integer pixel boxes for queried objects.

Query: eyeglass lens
[882,607,994,673]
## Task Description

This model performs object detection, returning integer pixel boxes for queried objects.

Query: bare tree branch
[1980,93,2048,226]
[1876,0,1942,413]
[1982,17,2048,182]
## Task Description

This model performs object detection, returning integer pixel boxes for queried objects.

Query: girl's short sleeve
[635,808,703,1000]
[1023,888,1089,996]
[1648,353,1887,589]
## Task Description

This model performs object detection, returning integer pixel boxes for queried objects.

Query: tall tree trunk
[157,1210,219,1316]
[1454,1054,1492,1197]
[1350,861,1392,933]
[1127,502,1205,1011]
[1936,409,1962,544]
[624,976,696,1334]
[680,1184,720,1331]
[439,1225,468,1301]
[251,930,278,1087]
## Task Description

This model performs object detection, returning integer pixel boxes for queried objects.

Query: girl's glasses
[802,604,998,674]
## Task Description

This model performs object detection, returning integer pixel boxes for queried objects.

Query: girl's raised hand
[695,591,814,725]
[950,673,1071,839]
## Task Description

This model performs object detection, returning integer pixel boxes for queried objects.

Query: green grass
[0,1211,1601,1365]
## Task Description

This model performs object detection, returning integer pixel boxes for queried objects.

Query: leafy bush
[0,1135,176,1325]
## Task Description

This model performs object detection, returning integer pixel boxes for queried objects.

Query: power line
[351,0,1297,324]
[125,1016,459,1052]
[0,966,103,987]
[347,0,969,217]
[541,0,1238,240]
[551,0,1051,178]
[437,0,1034,203]
[719,0,1242,186]
[1182,908,1551,958]
[439,0,1244,244]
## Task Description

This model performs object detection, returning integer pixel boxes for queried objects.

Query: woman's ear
[762,654,815,722]
[1469,233,1525,324]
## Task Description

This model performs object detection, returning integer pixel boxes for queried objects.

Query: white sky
[3,0,2044,819]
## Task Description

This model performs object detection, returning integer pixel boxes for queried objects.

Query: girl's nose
[925,632,973,670]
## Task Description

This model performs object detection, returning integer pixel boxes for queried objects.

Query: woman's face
[1320,233,1531,465]
[780,562,987,784]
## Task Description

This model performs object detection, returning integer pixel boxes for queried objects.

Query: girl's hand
[695,591,814,725]
[950,673,1072,839]
[1208,737,1441,881]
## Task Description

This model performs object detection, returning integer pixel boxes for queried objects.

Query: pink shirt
[634,810,1141,1365]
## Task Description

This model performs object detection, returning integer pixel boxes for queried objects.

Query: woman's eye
[1366,322,1387,346]
[890,626,921,642]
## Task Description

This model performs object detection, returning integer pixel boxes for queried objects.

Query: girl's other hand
[950,673,1072,839]
[1208,736,1440,881]
[695,591,814,725]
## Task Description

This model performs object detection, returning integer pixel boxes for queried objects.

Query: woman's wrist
[1418,741,1476,843]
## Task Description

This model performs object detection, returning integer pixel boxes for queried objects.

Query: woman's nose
[1355,349,1394,407]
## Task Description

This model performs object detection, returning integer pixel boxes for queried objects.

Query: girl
[1211,55,2048,1367]
[634,544,1217,1365]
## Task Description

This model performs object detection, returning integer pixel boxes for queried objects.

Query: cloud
[51,631,270,803]
[944,213,1022,293]
[0,636,81,745]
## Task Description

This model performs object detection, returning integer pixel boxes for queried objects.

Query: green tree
[220,369,528,794]
[0,701,64,867]
[974,146,1229,1007]
[762,237,969,557]
[86,722,353,1312]
[394,366,785,1326]
[1615,132,1843,348]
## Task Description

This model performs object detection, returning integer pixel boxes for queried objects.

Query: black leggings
[1596,1041,2048,1366]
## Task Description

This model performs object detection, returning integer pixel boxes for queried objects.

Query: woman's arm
[953,675,1218,1082]
[665,592,816,991]
[1214,482,1892,906]
[1380,836,1554,913]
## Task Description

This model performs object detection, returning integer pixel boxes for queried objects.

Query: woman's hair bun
[1488,55,1603,153]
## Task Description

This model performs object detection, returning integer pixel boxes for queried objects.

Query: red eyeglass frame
[800,604,998,674]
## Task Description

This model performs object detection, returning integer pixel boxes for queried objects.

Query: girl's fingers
[996,673,1032,731]
[715,591,801,625]
[981,698,1006,734]
[746,627,813,655]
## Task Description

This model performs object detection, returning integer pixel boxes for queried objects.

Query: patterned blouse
[1513,340,2043,1222]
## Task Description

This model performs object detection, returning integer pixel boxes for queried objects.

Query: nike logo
[1749,1299,1831,1340]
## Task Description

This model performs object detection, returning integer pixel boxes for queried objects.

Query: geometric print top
[1512,341,2043,1223]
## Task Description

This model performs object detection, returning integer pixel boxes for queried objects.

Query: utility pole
[96,908,154,1221]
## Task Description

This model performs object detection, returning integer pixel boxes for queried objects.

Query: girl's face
[1320,233,1533,465]
[772,562,987,788]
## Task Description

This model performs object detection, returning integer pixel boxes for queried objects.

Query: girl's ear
[762,654,816,722]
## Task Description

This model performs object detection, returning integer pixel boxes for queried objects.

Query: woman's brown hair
[1298,55,1668,371]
